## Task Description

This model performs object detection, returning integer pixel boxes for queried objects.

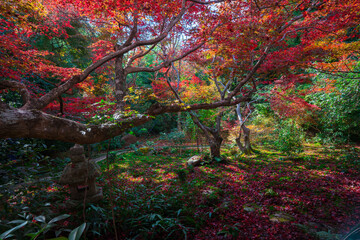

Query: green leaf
[34,215,46,223]
[68,223,86,240]
[8,220,26,224]
[47,237,68,240]
[0,221,28,239]
[48,214,71,225]
[26,233,37,238]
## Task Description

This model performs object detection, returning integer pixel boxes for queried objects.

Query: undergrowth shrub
[85,204,113,237]
[160,129,186,145]
[274,119,304,156]
[113,184,196,239]
[90,135,124,152]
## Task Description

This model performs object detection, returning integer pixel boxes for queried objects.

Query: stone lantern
[59,144,103,203]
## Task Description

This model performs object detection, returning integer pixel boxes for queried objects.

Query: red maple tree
[0,0,359,144]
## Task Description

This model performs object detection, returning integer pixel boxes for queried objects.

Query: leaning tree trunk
[235,124,253,155]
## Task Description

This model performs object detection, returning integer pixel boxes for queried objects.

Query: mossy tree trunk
[236,123,253,155]
[190,111,223,159]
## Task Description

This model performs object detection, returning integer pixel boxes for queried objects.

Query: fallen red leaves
[102,145,360,239]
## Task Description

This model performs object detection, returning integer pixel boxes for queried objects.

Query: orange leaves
[311,78,337,95]
[1,0,47,32]
[180,76,219,104]
[0,0,83,87]
[314,60,357,73]
[307,40,360,70]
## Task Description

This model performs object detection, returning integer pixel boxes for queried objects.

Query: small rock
[186,155,203,167]
[121,134,137,146]
[269,212,295,223]
[243,203,261,212]
[202,189,215,196]
[138,147,152,155]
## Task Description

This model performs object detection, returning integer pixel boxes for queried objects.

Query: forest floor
[1,138,359,239]
[94,141,360,239]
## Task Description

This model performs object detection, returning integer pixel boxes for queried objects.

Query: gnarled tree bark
[0,95,251,143]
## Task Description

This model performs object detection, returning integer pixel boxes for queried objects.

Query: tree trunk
[236,124,253,155]
[114,54,127,111]
[210,136,223,158]
[177,112,182,131]
[188,110,224,159]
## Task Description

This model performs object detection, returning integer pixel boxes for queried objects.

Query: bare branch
[226,45,270,100]
[126,40,205,74]
[171,62,181,91]
[213,75,224,99]
[125,44,158,68]
[164,76,213,140]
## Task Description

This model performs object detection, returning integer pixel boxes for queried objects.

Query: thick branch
[0,95,251,143]
[0,80,31,105]
[0,108,151,144]
[122,5,138,47]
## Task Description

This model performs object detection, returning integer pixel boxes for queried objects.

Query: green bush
[307,67,360,143]
[275,119,304,156]
[160,129,186,145]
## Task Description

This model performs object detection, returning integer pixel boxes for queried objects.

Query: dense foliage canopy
[0,0,359,144]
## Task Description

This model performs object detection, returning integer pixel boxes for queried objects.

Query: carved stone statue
[59,144,103,203]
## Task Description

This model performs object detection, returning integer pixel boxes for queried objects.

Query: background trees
[1,0,360,146]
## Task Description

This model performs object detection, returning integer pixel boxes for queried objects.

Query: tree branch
[24,0,191,110]
[125,44,157,69]
[0,93,252,143]
[226,45,270,100]
[0,80,31,106]
[122,4,138,47]
[126,40,206,74]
